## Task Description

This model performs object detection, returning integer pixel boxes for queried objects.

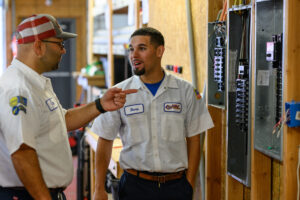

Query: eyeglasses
[42,40,65,50]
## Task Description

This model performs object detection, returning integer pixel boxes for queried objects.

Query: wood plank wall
[148,0,300,200]
[7,0,87,102]
[5,0,300,199]
[282,0,300,199]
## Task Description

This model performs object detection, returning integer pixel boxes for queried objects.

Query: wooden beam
[135,0,140,29]
[226,175,243,200]
[107,0,114,86]
[250,0,272,198]
[90,149,95,198]
[206,106,224,200]
[251,150,271,200]
[282,0,300,199]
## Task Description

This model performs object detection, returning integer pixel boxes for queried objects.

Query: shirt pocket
[42,97,66,144]
[161,113,185,142]
[125,113,148,145]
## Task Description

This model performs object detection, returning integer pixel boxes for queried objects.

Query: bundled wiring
[272,109,290,138]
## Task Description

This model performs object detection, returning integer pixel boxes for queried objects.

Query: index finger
[123,89,138,94]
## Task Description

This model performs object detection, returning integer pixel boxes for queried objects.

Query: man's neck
[140,68,165,84]
[16,56,43,74]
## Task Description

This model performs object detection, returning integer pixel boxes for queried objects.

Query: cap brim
[57,32,77,40]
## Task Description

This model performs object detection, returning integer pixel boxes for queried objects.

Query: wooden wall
[148,0,208,91]
[7,0,87,102]
[148,0,300,200]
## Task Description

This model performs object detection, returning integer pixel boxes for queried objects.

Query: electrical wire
[272,109,289,138]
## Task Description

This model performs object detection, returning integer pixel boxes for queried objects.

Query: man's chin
[133,68,145,76]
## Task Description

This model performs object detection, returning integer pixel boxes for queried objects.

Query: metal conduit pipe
[185,0,205,200]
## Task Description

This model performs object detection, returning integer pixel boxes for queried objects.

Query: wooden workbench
[85,128,123,195]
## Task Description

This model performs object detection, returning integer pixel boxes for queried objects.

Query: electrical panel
[227,5,252,187]
[254,0,284,161]
[207,22,226,108]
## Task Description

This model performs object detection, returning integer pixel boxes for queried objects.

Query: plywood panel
[272,161,282,199]
[206,106,224,200]
[148,0,191,83]
[148,0,210,91]
[226,175,243,200]
[191,0,209,91]
[208,0,223,22]
[282,1,300,199]
[251,150,271,200]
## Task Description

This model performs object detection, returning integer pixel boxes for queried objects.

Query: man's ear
[33,40,45,57]
[156,45,165,58]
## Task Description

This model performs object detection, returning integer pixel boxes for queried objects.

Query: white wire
[297,145,300,200]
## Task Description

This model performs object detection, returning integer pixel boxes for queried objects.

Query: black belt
[1,187,65,193]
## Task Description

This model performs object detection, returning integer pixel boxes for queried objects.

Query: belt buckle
[157,175,166,184]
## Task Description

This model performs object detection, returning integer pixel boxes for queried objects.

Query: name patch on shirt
[164,102,182,113]
[46,98,58,111]
[124,104,144,116]
[9,96,27,115]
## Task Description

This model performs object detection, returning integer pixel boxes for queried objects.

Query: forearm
[65,101,100,131]
[186,134,201,188]
[11,144,51,200]
[95,137,113,191]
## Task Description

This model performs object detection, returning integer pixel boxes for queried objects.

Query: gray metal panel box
[254,0,284,161]
[207,22,226,108]
[227,5,252,187]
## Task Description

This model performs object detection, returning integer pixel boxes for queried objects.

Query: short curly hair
[130,27,164,46]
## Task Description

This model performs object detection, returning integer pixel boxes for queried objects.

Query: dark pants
[0,187,66,200]
[118,171,193,200]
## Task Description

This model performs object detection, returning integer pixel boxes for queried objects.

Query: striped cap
[16,14,77,44]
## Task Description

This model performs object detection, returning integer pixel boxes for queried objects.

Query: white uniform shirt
[91,73,214,172]
[0,59,73,187]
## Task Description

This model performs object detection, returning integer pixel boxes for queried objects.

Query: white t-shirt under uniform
[91,73,214,173]
[0,59,73,187]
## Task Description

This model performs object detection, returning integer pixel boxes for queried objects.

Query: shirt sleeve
[1,88,40,154]
[185,86,214,137]
[91,110,121,140]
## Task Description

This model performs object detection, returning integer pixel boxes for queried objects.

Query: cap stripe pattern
[16,14,77,44]
[17,15,56,44]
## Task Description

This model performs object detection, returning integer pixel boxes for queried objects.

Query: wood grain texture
[226,175,243,200]
[282,1,300,199]
[206,106,224,200]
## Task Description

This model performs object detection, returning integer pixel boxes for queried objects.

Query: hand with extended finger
[99,87,138,112]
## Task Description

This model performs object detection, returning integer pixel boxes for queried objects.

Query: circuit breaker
[214,36,225,92]
[254,0,284,161]
[227,5,252,187]
[207,22,226,107]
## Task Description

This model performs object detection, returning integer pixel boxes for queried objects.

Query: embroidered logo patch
[9,96,27,115]
[194,89,202,100]
[46,98,58,111]
[164,103,182,113]
[124,104,144,116]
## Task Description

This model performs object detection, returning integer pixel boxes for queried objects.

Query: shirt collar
[12,58,50,90]
[131,72,179,90]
